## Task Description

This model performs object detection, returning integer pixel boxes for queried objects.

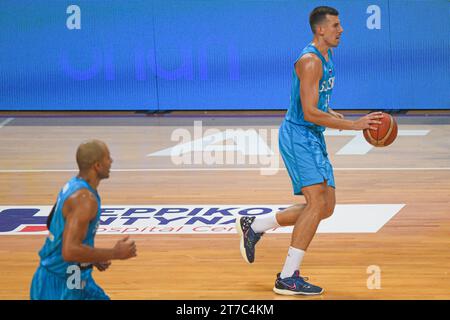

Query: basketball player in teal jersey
[237,6,384,295]
[30,140,137,300]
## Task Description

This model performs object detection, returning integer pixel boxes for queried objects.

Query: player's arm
[61,189,137,263]
[297,54,382,130]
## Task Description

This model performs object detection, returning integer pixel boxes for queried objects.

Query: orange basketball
[363,112,398,147]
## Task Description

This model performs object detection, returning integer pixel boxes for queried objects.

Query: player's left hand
[328,108,344,119]
[94,261,111,272]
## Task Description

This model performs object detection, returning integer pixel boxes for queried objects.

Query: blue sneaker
[236,216,263,263]
[273,271,324,295]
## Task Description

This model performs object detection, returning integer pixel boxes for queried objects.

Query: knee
[304,185,334,220]
[309,196,335,220]
[309,197,328,220]
[322,202,335,220]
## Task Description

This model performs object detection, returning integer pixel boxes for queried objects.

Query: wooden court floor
[0,112,449,299]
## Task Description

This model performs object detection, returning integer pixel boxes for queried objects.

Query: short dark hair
[309,6,339,34]
[76,139,107,171]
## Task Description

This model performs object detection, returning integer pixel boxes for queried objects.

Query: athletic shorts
[30,265,110,300]
[279,119,335,195]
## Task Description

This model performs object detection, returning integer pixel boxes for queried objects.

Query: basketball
[363,112,398,147]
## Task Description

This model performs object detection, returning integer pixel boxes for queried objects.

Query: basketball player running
[30,140,137,300]
[236,6,384,295]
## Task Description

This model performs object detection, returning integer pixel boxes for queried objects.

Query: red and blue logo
[0,208,48,233]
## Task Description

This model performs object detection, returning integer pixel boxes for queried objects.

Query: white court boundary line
[0,167,450,173]
[0,118,14,128]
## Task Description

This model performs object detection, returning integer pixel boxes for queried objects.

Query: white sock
[251,213,280,233]
[280,246,305,279]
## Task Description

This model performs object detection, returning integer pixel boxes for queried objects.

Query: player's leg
[322,184,336,220]
[252,182,334,233]
[236,203,310,263]
[256,182,335,229]
[273,182,328,295]
[236,205,311,264]
[270,204,307,227]
[290,182,327,251]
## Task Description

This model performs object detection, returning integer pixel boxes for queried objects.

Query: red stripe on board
[20,225,48,232]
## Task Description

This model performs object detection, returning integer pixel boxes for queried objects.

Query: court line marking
[0,118,14,128]
[0,167,450,173]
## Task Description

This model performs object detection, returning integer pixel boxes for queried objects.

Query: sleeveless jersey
[285,43,335,132]
[38,176,101,277]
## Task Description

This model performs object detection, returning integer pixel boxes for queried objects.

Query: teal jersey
[285,43,335,132]
[38,176,101,277]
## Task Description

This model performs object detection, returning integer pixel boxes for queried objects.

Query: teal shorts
[279,120,335,195]
[30,265,110,300]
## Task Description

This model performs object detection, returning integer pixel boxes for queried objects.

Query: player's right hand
[113,236,137,260]
[352,112,384,130]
